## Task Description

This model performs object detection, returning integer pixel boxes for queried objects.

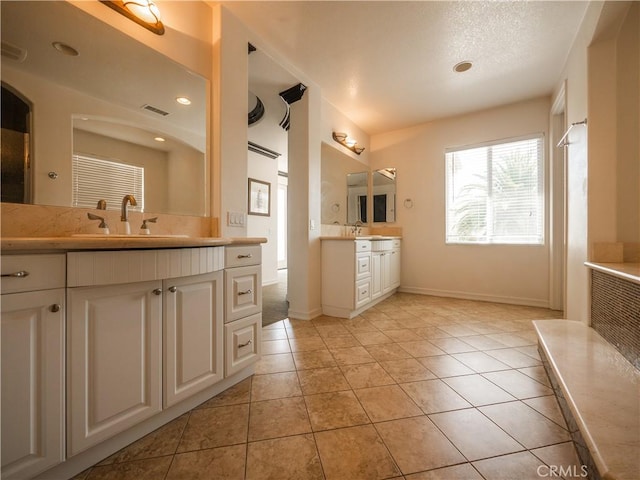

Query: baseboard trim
[287,306,323,321]
[397,286,549,309]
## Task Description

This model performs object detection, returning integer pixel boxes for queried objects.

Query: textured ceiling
[224,1,590,135]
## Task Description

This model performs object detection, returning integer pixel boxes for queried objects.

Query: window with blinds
[72,154,144,211]
[445,135,544,245]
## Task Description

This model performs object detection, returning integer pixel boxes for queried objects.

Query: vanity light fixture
[332,132,365,155]
[176,96,191,106]
[101,0,165,35]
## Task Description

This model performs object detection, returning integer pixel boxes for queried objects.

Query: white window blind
[445,135,544,245]
[72,154,144,211]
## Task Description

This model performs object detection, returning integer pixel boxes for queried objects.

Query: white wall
[371,97,552,307]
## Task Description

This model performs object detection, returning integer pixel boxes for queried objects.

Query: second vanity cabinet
[66,247,225,455]
[322,238,401,318]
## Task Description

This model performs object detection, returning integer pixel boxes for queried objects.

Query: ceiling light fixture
[154,136,166,142]
[52,41,79,57]
[101,0,165,35]
[453,61,473,73]
[333,132,364,155]
[176,96,191,106]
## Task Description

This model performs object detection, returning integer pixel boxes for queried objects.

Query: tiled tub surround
[588,263,640,369]
[72,295,587,480]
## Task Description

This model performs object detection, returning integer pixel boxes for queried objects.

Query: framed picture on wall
[248,178,271,216]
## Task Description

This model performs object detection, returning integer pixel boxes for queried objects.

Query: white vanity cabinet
[224,245,262,376]
[322,238,401,318]
[66,247,225,456]
[1,254,66,480]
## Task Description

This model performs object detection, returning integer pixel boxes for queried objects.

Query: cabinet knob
[237,254,252,259]
[238,289,252,296]
[1,270,29,278]
[50,304,61,313]
[168,286,177,293]
[238,339,252,348]
[152,288,163,295]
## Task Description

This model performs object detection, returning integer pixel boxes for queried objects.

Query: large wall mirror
[321,142,369,225]
[372,168,397,223]
[0,1,208,216]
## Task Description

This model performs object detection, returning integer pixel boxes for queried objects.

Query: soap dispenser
[139,217,158,235]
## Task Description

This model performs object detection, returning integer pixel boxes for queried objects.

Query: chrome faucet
[351,220,363,236]
[120,194,137,222]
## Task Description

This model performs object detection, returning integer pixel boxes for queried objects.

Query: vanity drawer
[225,265,262,322]
[225,245,261,268]
[356,253,371,280]
[1,254,66,294]
[225,313,261,376]
[355,279,372,308]
[355,240,371,253]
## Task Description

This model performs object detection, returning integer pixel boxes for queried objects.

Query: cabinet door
[164,271,223,408]
[389,249,401,289]
[225,265,262,322]
[67,281,162,456]
[1,289,65,480]
[370,252,383,300]
[225,313,262,376]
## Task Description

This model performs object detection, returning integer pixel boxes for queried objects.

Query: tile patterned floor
[76,293,586,480]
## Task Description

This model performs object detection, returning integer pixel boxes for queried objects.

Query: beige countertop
[320,236,401,241]
[0,236,267,253]
[585,262,640,285]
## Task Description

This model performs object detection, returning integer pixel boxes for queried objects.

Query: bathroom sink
[71,234,189,239]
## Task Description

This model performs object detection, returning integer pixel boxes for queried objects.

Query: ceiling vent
[1,41,27,63]
[141,104,170,116]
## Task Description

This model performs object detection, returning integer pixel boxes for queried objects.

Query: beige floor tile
[376,416,466,474]
[487,332,534,347]
[530,442,586,479]
[246,434,324,480]
[437,324,482,337]
[365,343,414,361]
[472,451,546,480]
[398,340,446,357]
[261,328,288,341]
[87,456,173,480]
[482,369,554,399]
[288,336,327,352]
[383,328,424,342]
[368,319,406,330]
[98,413,188,465]
[523,395,568,428]
[379,358,437,383]
[485,347,541,368]
[177,404,249,452]
[516,344,543,360]
[354,385,422,422]
[254,353,296,374]
[197,377,251,408]
[460,322,506,335]
[428,337,477,354]
[352,330,394,345]
[263,320,286,330]
[250,372,302,401]
[315,425,402,480]
[429,408,524,461]
[330,346,376,365]
[518,365,552,387]
[321,334,360,349]
[443,374,516,406]
[459,334,509,351]
[315,324,351,338]
[343,318,380,333]
[417,355,475,378]
[340,362,396,389]
[297,366,351,394]
[405,463,483,479]
[400,379,471,414]
[413,327,453,340]
[248,397,311,441]
[285,326,320,339]
[479,401,570,449]
[397,317,435,329]
[304,390,370,431]
[166,445,246,480]
[451,351,511,373]
[292,349,337,370]
[261,339,291,355]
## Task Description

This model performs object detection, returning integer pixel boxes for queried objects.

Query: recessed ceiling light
[453,61,473,73]
[154,136,166,142]
[52,41,79,56]
[176,96,191,105]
